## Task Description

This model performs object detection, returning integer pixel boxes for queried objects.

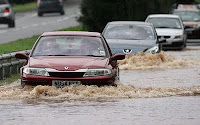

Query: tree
[79,0,174,32]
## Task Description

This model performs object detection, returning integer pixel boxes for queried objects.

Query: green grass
[0,74,20,86]
[59,25,85,31]
[196,0,200,3]
[0,25,84,54]
[13,2,37,12]
[0,35,39,54]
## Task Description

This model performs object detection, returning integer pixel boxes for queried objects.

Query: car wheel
[21,79,25,88]
[180,45,185,50]
[38,12,43,17]
[158,44,163,52]
[110,67,120,87]
[116,67,120,81]
[184,42,187,48]
[8,20,15,28]
[60,11,65,15]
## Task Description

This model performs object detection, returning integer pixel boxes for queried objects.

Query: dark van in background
[37,0,65,16]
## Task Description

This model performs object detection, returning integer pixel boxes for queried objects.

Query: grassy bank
[0,25,84,54]
[13,2,37,12]
[0,74,20,86]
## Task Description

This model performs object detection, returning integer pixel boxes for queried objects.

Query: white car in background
[145,14,187,50]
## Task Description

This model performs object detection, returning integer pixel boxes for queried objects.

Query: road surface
[0,45,200,125]
[0,0,81,44]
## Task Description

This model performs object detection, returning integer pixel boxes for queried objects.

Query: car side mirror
[15,53,28,60]
[112,53,125,60]
[158,38,166,43]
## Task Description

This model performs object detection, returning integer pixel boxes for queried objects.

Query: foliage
[0,74,20,86]
[196,0,200,3]
[9,0,35,4]
[79,0,174,32]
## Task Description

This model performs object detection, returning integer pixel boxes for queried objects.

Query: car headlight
[174,35,183,39]
[83,69,112,77]
[23,68,50,76]
[145,45,159,54]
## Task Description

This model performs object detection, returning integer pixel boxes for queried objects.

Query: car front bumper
[159,36,185,49]
[21,73,115,87]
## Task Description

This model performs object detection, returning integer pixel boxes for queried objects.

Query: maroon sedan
[15,31,125,88]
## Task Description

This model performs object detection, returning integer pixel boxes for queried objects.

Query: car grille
[158,36,171,39]
[49,72,85,78]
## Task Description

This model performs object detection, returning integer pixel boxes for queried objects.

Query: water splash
[118,52,200,70]
[0,85,199,101]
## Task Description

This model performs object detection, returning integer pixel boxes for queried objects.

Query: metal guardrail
[0,50,30,80]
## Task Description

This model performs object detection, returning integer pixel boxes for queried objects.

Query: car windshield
[104,24,155,40]
[147,17,183,29]
[173,11,200,22]
[31,36,106,57]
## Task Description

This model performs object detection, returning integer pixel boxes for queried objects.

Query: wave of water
[0,52,200,101]
[0,85,199,101]
[118,52,200,70]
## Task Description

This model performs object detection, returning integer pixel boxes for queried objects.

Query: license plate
[52,80,81,88]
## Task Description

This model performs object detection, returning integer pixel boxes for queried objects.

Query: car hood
[106,39,156,54]
[155,28,183,36]
[28,56,109,71]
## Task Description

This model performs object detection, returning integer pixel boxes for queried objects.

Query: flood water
[0,46,200,125]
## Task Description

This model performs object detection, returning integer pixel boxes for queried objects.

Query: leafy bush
[9,0,35,4]
[78,0,174,32]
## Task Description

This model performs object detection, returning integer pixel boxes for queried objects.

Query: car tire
[110,67,120,87]
[158,44,163,52]
[184,42,187,48]
[60,10,65,15]
[179,45,185,50]
[116,67,120,81]
[21,79,25,88]
[38,12,43,17]
[8,20,15,28]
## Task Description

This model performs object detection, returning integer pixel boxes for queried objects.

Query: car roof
[147,14,180,18]
[41,31,101,37]
[107,21,153,26]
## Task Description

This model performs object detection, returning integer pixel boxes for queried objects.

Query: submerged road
[0,45,200,125]
[0,0,81,44]
[0,1,200,124]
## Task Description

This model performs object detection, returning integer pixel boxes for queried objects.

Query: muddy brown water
[0,46,200,125]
